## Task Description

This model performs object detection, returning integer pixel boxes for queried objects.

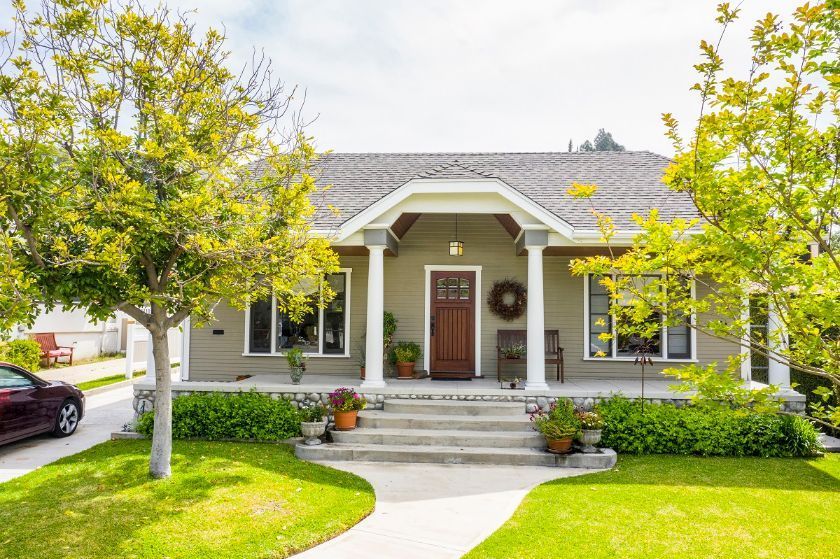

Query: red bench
[496,329,564,383]
[32,333,74,368]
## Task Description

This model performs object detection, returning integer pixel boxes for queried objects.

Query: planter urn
[289,366,305,385]
[580,429,602,453]
[546,437,574,454]
[301,420,327,445]
[396,361,415,379]
[333,410,359,431]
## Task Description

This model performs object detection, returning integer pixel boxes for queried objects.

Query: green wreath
[487,278,527,321]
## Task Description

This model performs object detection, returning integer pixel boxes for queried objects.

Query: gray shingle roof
[280,152,699,232]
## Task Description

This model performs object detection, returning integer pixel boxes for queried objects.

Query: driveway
[295,461,596,559]
[0,384,135,483]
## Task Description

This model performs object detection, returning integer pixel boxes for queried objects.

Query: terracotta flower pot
[546,437,574,454]
[360,367,365,380]
[333,410,359,431]
[396,361,415,379]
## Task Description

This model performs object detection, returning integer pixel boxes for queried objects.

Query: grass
[0,440,375,559]
[76,370,145,391]
[466,454,840,559]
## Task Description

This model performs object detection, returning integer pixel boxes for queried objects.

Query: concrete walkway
[35,357,143,385]
[295,461,596,559]
[0,384,135,483]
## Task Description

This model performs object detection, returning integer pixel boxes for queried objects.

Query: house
[177,151,793,391]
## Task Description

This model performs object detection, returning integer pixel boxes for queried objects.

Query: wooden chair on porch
[496,329,564,383]
[31,332,74,368]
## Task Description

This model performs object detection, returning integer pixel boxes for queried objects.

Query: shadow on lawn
[0,440,372,559]
[547,454,840,492]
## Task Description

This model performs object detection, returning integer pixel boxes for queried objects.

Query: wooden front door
[430,271,475,374]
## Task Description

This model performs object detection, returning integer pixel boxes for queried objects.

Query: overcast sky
[4,0,799,156]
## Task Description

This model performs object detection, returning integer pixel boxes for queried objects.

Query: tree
[570,3,839,427]
[577,129,625,152]
[0,0,338,477]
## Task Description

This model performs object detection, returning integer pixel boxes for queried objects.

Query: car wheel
[53,399,80,437]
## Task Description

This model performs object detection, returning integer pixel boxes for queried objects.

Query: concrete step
[383,398,525,416]
[296,442,617,469]
[331,427,546,448]
[357,410,533,432]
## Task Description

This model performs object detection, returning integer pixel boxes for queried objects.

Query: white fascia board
[333,178,576,242]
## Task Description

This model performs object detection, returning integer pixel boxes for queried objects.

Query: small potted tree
[575,409,604,453]
[393,341,421,380]
[299,403,326,445]
[530,399,580,454]
[358,345,366,380]
[286,348,307,385]
[328,387,367,430]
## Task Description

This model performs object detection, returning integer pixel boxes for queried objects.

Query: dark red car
[0,361,85,445]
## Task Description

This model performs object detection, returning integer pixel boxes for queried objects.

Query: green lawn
[467,454,840,559]
[0,440,375,559]
[76,370,145,391]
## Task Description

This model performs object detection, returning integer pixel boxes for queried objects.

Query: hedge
[0,339,42,372]
[597,397,822,457]
[136,391,301,441]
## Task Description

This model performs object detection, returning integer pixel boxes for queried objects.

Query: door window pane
[588,276,612,357]
[323,273,347,354]
[249,299,272,353]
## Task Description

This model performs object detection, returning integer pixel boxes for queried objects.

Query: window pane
[589,334,610,357]
[589,314,610,334]
[0,366,34,388]
[460,278,469,289]
[437,288,447,299]
[448,277,458,287]
[249,299,272,353]
[617,312,662,357]
[667,330,690,357]
[323,273,347,354]
[749,296,769,383]
[277,307,319,352]
[590,294,610,314]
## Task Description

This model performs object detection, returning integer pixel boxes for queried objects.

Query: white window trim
[423,265,482,376]
[582,273,698,363]
[243,268,352,358]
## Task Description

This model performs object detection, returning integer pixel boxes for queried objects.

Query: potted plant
[575,408,604,453]
[508,377,521,389]
[328,387,367,430]
[530,399,580,454]
[299,404,326,445]
[286,348,307,384]
[393,341,421,380]
[502,343,526,359]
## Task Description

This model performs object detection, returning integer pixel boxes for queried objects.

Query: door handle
[430,315,436,336]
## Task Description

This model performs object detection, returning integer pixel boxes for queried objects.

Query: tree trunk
[148,327,172,479]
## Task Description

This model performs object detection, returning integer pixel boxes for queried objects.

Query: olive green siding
[188,214,737,381]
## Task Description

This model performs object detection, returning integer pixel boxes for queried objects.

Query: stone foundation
[132,383,806,418]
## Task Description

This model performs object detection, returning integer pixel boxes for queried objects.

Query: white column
[767,304,790,387]
[525,245,548,390]
[362,245,387,388]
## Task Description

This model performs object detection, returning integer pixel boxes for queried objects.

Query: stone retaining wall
[132,386,807,418]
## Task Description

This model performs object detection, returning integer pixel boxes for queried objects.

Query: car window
[0,366,35,388]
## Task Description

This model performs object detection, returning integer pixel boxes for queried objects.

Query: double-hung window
[246,270,351,356]
[585,274,695,361]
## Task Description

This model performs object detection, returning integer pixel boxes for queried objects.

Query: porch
[132,374,806,414]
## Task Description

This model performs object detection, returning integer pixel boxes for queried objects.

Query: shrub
[0,339,42,371]
[298,403,325,422]
[136,391,301,440]
[597,397,822,458]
